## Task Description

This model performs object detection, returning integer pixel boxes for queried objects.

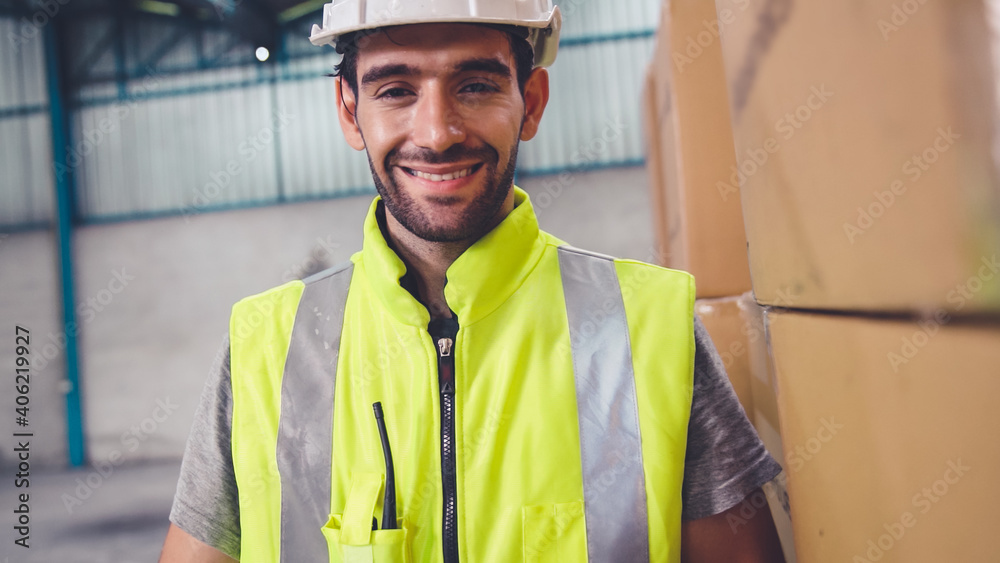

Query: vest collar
[360,187,546,327]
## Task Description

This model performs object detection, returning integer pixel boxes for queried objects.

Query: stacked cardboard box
[760,310,1000,562]
[714,0,1000,313]
[643,1,796,557]
[712,0,1000,560]
[697,295,798,562]
[694,296,755,414]
[642,0,752,298]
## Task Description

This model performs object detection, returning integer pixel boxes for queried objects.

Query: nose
[410,86,466,153]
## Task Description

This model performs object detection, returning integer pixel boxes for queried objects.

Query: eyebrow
[361,63,420,88]
[453,58,512,78]
[360,57,513,88]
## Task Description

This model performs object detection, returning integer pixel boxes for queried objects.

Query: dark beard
[368,141,519,243]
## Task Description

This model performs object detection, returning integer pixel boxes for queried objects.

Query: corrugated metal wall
[0,17,56,229]
[521,36,654,173]
[74,70,280,218]
[558,0,660,39]
[0,0,660,227]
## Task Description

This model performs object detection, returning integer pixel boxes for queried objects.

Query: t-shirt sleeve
[169,335,241,559]
[681,315,783,521]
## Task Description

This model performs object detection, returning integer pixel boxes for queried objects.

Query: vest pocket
[522,500,588,562]
[322,471,411,563]
[322,514,411,563]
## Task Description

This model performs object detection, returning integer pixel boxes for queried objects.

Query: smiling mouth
[402,164,483,182]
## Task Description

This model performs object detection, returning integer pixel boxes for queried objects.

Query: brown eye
[378,87,413,99]
[460,82,498,94]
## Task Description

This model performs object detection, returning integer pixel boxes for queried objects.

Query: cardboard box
[738,293,797,563]
[643,0,752,298]
[694,295,755,415]
[641,69,673,275]
[765,309,1000,561]
[715,0,1000,312]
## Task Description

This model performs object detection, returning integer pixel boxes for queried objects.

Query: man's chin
[401,207,483,243]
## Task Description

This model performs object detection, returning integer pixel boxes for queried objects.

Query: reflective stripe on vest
[277,262,354,562]
[270,247,649,562]
[557,246,650,563]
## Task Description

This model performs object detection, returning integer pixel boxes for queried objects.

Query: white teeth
[411,167,473,182]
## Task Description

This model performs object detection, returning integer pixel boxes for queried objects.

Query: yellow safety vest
[230,188,695,562]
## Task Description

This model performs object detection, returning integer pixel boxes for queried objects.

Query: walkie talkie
[372,402,398,530]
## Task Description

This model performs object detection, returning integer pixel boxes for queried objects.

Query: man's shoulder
[539,233,695,289]
[234,257,359,311]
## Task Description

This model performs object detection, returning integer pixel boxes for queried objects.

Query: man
[161,1,785,561]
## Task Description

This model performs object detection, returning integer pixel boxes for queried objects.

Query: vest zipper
[429,317,460,563]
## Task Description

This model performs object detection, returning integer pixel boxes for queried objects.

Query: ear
[336,78,366,151]
[519,67,550,141]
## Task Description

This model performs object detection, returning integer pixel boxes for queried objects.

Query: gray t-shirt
[169,316,781,560]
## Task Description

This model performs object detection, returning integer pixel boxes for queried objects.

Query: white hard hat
[309,0,562,68]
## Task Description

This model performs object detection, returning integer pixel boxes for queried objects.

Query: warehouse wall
[2,1,662,229]
[0,232,67,467]
[0,16,54,228]
[65,0,660,222]
[0,17,67,467]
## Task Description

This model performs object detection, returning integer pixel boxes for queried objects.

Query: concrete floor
[0,461,179,562]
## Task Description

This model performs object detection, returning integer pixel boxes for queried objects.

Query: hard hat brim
[309,7,561,67]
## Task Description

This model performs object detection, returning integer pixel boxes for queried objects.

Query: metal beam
[139,24,190,71]
[278,0,323,26]
[202,31,245,67]
[558,29,657,48]
[43,21,87,468]
[71,22,118,86]
[0,103,48,120]
[113,2,129,99]
[0,0,31,17]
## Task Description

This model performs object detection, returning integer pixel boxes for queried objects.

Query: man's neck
[382,196,515,320]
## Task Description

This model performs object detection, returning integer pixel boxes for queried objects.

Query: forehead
[355,23,513,71]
